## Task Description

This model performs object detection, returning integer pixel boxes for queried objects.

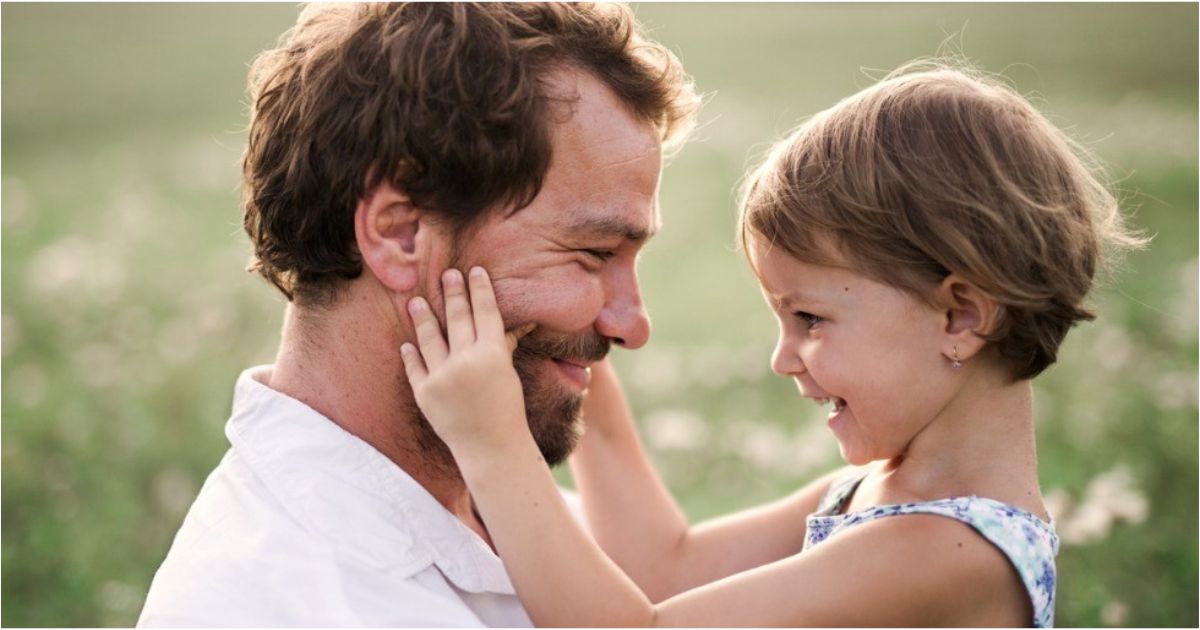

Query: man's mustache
[513,328,611,364]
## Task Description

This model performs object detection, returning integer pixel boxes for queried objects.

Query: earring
[951,345,963,369]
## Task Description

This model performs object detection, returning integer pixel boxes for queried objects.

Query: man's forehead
[547,70,663,170]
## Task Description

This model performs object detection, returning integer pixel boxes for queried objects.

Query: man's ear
[935,274,1002,363]
[355,181,425,292]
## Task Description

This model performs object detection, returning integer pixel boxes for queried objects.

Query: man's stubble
[404,326,611,476]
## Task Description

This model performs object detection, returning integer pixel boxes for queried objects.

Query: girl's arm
[401,268,1021,627]
[400,267,655,625]
[461,439,1018,627]
[571,359,848,601]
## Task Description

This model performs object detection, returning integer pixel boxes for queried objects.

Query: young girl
[399,64,1141,627]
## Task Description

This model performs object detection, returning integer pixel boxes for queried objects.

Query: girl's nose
[770,339,805,377]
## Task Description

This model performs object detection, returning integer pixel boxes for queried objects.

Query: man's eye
[582,249,616,262]
[794,311,823,328]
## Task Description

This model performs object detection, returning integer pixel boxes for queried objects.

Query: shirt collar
[225,365,516,595]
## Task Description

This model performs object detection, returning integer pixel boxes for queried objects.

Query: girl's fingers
[467,266,507,343]
[505,322,537,353]
[399,342,427,384]
[441,269,476,351]
[407,296,448,367]
[465,267,535,353]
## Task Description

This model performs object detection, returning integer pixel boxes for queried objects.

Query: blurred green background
[2,3,1196,627]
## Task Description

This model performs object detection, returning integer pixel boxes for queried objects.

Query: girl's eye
[794,311,823,329]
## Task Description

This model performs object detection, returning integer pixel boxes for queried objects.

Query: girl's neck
[862,372,1047,519]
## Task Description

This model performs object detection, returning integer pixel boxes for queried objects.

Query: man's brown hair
[739,62,1145,380]
[243,3,697,305]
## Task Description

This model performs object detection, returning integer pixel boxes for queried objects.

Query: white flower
[153,466,200,518]
[98,580,142,614]
[1101,600,1130,626]
[1043,487,1073,522]
[1052,465,1149,546]
[1090,324,1134,372]
[644,408,709,451]
[1153,370,1199,411]
[733,422,791,471]
[628,345,684,395]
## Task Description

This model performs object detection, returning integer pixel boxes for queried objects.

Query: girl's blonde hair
[739,61,1144,380]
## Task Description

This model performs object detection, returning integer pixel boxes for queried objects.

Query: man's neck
[267,294,492,543]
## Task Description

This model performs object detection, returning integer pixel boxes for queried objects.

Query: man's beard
[407,327,611,474]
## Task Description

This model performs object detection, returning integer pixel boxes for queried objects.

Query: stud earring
[951,345,963,369]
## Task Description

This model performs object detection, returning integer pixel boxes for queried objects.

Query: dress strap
[814,469,870,515]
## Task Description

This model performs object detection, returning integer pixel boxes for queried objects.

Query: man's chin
[409,353,586,473]
[516,357,584,466]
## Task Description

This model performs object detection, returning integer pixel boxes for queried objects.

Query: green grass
[3,4,1196,627]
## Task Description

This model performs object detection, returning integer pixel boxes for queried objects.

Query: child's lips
[823,398,850,433]
[797,381,845,415]
[811,396,847,413]
[805,391,840,405]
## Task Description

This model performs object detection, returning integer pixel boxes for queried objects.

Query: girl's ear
[935,274,1002,363]
[354,181,428,292]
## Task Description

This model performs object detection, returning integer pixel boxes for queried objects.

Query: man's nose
[596,273,651,350]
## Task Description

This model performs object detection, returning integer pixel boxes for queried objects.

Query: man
[138,3,696,626]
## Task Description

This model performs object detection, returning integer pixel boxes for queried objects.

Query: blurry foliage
[2,3,1196,627]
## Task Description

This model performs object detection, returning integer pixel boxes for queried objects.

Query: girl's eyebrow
[767,289,825,310]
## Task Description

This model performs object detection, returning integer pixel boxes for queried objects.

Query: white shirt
[139,365,579,627]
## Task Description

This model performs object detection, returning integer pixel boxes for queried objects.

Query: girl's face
[749,238,955,465]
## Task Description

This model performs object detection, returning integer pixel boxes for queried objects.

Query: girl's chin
[829,415,881,467]
[836,446,876,467]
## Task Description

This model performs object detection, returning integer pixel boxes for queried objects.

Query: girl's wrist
[455,438,545,496]
[448,414,540,473]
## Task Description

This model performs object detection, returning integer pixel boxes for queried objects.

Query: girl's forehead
[748,239,900,310]
[751,245,841,298]
[748,237,848,281]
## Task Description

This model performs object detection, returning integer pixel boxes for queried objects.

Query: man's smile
[550,358,593,390]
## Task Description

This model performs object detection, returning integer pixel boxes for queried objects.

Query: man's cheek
[488,277,530,331]
[491,266,605,331]
[489,270,552,312]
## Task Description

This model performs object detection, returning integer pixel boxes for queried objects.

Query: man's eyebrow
[567,215,658,242]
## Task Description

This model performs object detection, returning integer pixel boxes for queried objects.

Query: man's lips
[549,357,593,389]
[552,357,592,369]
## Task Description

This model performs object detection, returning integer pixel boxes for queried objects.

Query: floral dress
[804,473,1060,627]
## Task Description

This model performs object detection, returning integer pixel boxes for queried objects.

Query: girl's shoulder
[805,491,1059,627]
[840,503,1041,625]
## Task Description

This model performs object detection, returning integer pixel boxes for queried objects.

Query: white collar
[225,365,516,594]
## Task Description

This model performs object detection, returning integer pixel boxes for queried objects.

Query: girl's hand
[400,266,534,454]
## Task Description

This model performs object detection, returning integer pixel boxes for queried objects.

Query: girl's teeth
[812,397,844,411]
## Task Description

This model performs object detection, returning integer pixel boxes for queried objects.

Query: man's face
[424,70,662,466]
